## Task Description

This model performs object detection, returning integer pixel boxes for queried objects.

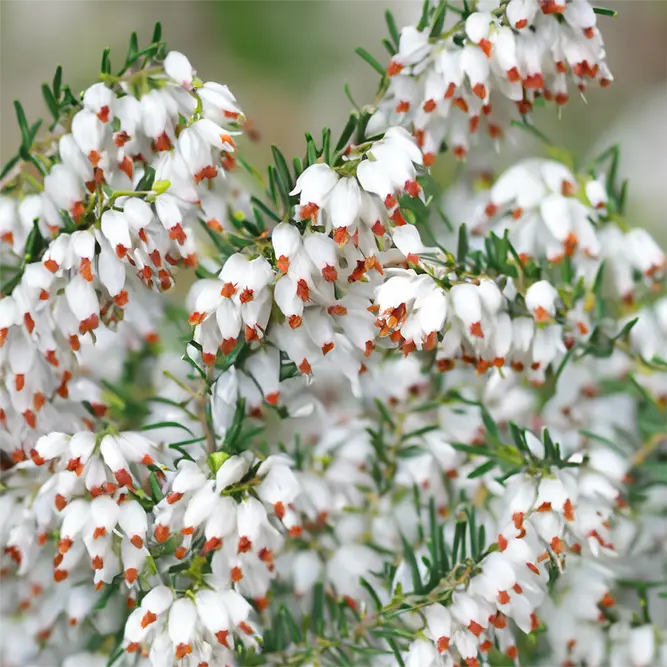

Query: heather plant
[0,3,665,667]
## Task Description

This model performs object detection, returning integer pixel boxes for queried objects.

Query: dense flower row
[371,0,613,160]
[441,158,666,297]
[187,153,665,390]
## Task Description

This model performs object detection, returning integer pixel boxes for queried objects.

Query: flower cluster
[443,157,665,297]
[187,126,428,385]
[0,43,245,445]
[371,0,613,160]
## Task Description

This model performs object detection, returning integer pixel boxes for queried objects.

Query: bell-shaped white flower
[164,51,195,88]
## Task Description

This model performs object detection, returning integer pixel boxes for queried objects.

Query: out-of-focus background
[1,1,665,243]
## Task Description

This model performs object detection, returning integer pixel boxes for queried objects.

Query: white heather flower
[326,177,362,229]
[506,0,538,30]
[44,165,84,221]
[290,163,339,220]
[141,89,171,143]
[391,223,434,259]
[272,222,302,273]
[141,584,174,619]
[71,109,107,164]
[585,178,607,209]
[164,51,195,88]
[194,589,232,646]
[192,118,237,152]
[465,12,493,45]
[302,232,339,282]
[291,551,323,596]
[424,604,453,651]
[394,26,431,67]
[461,43,491,100]
[168,597,198,659]
[625,228,666,278]
[199,81,244,124]
[525,280,559,322]
[178,125,218,183]
[256,456,300,515]
[450,590,486,634]
[450,282,485,340]
[357,127,422,205]
[59,134,94,183]
[118,499,148,548]
[406,639,441,667]
[82,82,114,122]
[64,276,99,331]
[629,626,656,667]
[215,455,250,491]
[171,460,208,497]
[100,209,132,260]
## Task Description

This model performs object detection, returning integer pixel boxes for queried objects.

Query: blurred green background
[1,1,665,243]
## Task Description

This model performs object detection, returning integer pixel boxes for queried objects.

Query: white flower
[164,51,195,88]
[357,128,421,204]
[629,626,655,667]
[215,455,250,491]
[141,89,171,142]
[424,604,453,651]
[256,457,300,515]
[394,26,431,67]
[118,499,148,548]
[141,584,174,617]
[272,222,302,273]
[82,82,114,122]
[59,134,94,182]
[101,209,132,259]
[326,177,362,229]
[525,280,559,322]
[291,551,323,596]
[450,283,484,340]
[302,232,339,282]
[192,118,236,152]
[406,639,441,667]
[178,125,217,183]
[195,589,232,646]
[290,164,339,220]
[199,81,244,124]
[71,109,107,163]
[44,165,84,220]
[168,597,198,659]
